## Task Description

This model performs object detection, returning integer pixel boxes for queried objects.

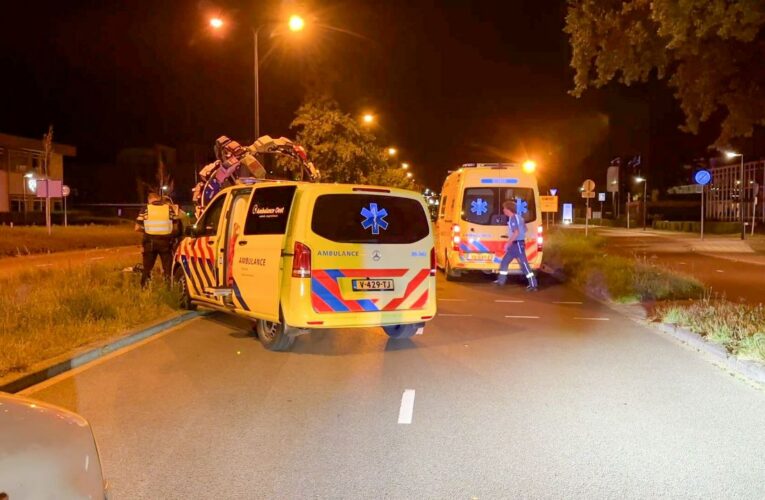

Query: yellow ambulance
[435,163,543,280]
[173,180,437,350]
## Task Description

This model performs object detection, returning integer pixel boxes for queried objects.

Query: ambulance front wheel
[172,266,196,311]
[383,322,423,339]
[256,319,296,351]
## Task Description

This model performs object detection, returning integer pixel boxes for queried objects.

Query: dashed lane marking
[89,256,105,261]
[438,298,467,301]
[438,313,473,317]
[35,264,53,267]
[573,317,610,321]
[716,269,724,273]
[398,389,415,424]
[552,301,583,305]
[505,315,540,319]
[495,299,524,303]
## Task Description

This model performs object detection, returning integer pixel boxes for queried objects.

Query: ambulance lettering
[238,257,267,266]
[317,250,360,257]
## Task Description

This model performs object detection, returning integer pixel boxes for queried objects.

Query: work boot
[493,275,507,286]
[525,274,538,291]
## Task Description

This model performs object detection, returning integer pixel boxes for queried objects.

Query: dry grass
[0,224,139,257]
[0,257,181,378]
[655,297,765,362]
[545,230,704,303]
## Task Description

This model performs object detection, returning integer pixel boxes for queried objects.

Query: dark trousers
[141,237,174,287]
[496,240,537,287]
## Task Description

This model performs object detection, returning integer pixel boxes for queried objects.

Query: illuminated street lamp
[288,15,305,32]
[209,14,307,139]
[724,150,745,240]
[406,172,413,178]
[401,162,409,170]
[362,113,375,125]
[387,147,397,157]
[634,176,647,231]
[522,160,537,173]
[162,185,169,192]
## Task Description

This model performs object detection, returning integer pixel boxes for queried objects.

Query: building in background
[707,160,764,223]
[0,132,76,222]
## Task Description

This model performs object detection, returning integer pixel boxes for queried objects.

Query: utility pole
[42,125,53,235]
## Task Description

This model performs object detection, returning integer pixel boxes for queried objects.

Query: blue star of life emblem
[515,197,528,216]
[470,198,488,215]
[360,203,389,235]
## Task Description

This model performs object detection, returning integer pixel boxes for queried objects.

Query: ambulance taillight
[536,225,543,251]
[430,247,436,276]
[452,225,461,251]
[292,241,312,278]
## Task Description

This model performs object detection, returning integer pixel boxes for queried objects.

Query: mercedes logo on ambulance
[371,250,382,262]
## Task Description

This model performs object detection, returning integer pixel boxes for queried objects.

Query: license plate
[466,253,494,261]
[352,279,394,291]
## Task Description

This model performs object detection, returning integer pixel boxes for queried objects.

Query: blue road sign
[694,169,711,186]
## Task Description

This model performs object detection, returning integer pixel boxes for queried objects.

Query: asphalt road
[23,273,765,499]
[596,229,765,304]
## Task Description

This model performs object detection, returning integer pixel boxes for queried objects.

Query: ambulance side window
[198,195,226,237]
[245,186,297,235]
[439,196,448,218]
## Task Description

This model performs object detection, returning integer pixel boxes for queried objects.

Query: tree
[565,0,765,146]
[288,96,417,189]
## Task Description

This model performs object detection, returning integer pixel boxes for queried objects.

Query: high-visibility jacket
[144,203,174,235]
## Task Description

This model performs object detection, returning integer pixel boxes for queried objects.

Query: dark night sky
[1,0,716,201]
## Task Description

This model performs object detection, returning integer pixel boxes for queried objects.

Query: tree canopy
[565,0,765,146]
[288,96,416,190]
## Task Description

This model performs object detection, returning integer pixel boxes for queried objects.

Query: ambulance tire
[256,319,296,351]
[383,322,423,339]
[172,266,196,311]
[444,257,462,281]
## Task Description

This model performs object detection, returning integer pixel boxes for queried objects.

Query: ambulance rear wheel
[445,258,462,281]
[256,319,296,351]
[172,267,196,311]
[383,322,423,339]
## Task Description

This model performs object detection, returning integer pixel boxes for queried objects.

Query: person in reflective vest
[135,193,179,287]
[494,200,538,291]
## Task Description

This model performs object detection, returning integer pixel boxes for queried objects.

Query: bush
[545,230,704,303]
[0,258,181,377]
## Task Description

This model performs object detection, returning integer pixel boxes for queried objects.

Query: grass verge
[654,298,765,363]
[545,230,704,303]
[0,224,139,257]
[0,257,181,378]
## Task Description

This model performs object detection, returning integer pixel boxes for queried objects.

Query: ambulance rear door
[309,190,433,315]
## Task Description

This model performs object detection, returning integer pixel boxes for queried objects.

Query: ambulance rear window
[312,194,429,244]
[462,187,537,225]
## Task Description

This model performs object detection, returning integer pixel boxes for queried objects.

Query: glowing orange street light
[406,171,413,178]
[388,147,397,157]
[210,17,224,29]
[288,15,305,32]
[362,113,375,125]
[401,162,409,170]
[522,160,537,173]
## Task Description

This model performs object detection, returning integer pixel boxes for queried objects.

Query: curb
[543,265,765,389]
[0,311,202,394]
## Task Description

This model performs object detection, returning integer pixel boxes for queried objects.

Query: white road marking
[495,299,524,303]
[505,315,540,319]
[679,262,687,265]
[398,389,416,424]
[716,269,724,273]
[574,317,610,321]
[89,256,105,261]
[35,264,52,267]
[438,298,467,302]
[552,301,583,305]
[438,313,473,317]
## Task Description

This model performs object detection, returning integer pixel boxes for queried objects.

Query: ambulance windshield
[312,194,430,244]
[462,187,537,225]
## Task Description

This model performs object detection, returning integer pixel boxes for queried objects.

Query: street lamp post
[725,151,745,240]
[635,177,647,230]
[210,15,305,140]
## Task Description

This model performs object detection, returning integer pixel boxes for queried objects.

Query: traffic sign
[540,195,558,212]
[694,169,711,186]
[549,188,558,196]
[581,191,596,199]
[62,185,71,197]
[598,192,606,202]
[582,179,595,192]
